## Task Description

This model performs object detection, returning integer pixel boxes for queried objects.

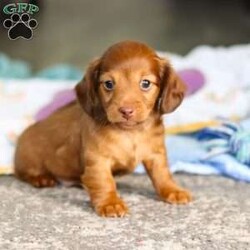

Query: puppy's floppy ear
[75,58,104,118]
[158,58,186,114]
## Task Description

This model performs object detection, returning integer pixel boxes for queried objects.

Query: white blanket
[0,79,75,173]
[160,44,250,129]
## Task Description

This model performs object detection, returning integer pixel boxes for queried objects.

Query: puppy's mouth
[114,120,144,129]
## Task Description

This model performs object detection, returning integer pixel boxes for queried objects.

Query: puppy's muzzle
[118,107,134,120]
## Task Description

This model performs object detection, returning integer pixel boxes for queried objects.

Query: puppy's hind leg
[18,172,58,188]
[14,148,57,188]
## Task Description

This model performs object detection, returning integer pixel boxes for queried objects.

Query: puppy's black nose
[119,107,134,120]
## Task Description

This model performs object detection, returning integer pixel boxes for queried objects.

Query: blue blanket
[135,120,250,182]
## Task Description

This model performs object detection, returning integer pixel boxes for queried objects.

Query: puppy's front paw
[160,187,192,204]
[95,197,128,218]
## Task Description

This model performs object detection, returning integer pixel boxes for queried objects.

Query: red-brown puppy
[15,41,192,217]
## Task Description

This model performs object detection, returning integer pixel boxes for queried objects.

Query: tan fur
[15,41,192,217]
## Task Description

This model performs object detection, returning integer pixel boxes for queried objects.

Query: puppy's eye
[140,79,152,91]
[103,80,114,91]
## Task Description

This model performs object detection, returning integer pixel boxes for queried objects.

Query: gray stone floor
[0,174,249,249]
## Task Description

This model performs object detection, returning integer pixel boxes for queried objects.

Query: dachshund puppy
[15,41,192,217]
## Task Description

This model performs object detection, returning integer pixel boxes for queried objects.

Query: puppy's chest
[111,132,149,173]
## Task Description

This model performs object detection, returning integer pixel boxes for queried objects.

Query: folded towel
[198,121,250,165]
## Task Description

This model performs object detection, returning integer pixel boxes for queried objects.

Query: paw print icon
[3,13,38,40]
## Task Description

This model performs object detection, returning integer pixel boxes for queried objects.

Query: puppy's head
[76,41,186,129]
